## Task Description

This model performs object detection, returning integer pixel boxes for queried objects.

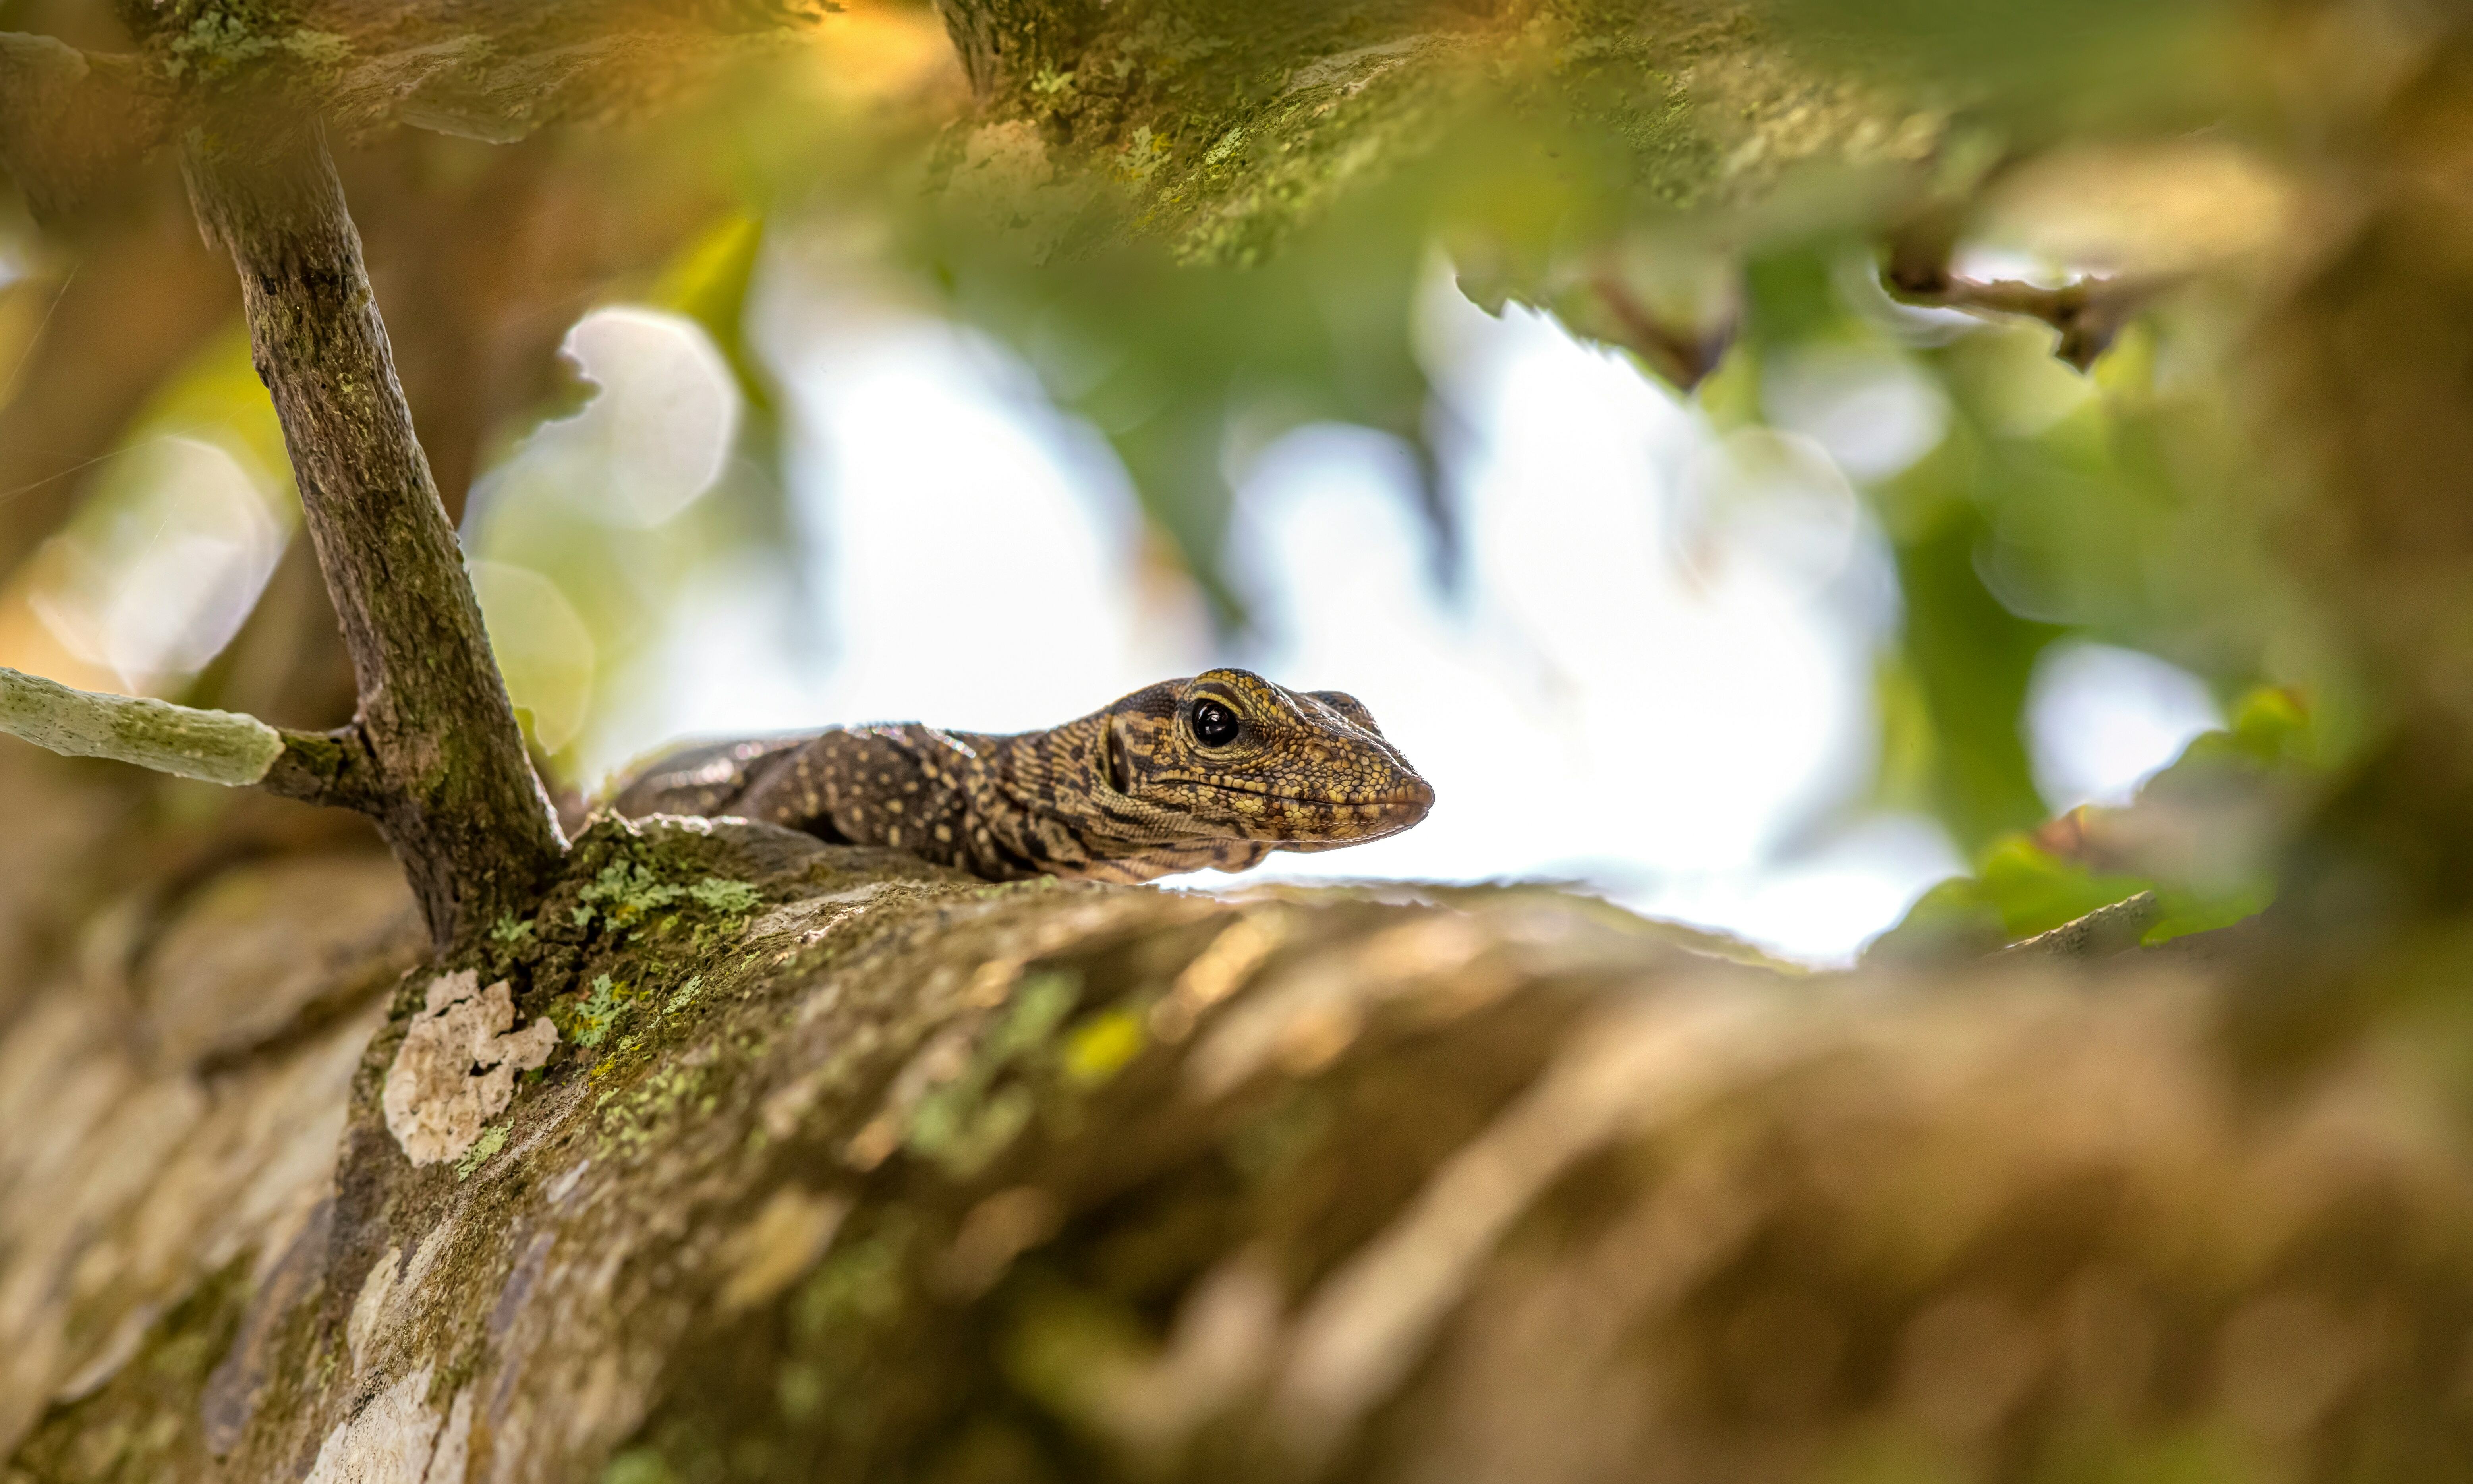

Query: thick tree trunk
[3,821,2468,1483]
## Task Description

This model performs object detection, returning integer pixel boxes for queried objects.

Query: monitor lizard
[608,668,1434,883]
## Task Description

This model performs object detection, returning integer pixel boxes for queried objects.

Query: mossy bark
[180,109,565,949]
[6,822,2473,1484]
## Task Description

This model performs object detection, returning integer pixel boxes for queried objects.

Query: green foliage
[1874,837,2148,959]
[655,215,775,418]
[1882,503,2061,850]
[598,1064,715,1157]
[160,2,350,81]
[1870,684,2326,958]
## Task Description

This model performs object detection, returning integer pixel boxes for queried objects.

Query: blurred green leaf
[654,213,775,417]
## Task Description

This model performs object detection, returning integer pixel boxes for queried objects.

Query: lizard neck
[976,717,1269,882]
[719,716,1271,882]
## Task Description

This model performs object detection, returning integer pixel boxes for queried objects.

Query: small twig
[1996,891,2159,962]
[1588,272,1737,392]
[0,663,283,786]
[1884,266,2176,372]
[0,662,380,807]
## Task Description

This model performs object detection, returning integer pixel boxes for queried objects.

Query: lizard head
[1101,668,1434,849]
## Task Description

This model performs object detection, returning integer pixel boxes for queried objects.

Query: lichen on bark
[13,817,2473,1482]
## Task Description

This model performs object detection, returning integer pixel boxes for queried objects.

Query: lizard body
[609,668,1433,883]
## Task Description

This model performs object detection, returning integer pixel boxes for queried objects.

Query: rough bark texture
[932,0,1103,102]
[180,110,564,949]
[4,822,2468,1484]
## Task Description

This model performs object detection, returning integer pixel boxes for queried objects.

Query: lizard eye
[1189,700,1242,748]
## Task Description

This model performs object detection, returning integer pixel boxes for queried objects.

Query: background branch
[0,32,170,220]
[1879,232,2176,371]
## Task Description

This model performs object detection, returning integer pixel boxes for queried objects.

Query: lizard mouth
[1188,779,1435,835]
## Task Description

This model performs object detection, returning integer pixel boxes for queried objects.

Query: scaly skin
[609,669,1434,882]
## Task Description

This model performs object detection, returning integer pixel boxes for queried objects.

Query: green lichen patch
[572,859,765,941]
[454,1123,510,1181]
[905,970,1084,1180]
[569,973,630,1050]
[154,1,353,83]
[599,1065,716,1160]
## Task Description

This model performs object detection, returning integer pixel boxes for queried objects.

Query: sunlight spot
[27,436,288,692]
[553,308,741,528]
[2029,641,2222,811]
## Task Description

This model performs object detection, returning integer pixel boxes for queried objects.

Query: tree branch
[1884,260,2174,372]
[180,108,564,950]
[0,664,284,786]
[1586,271,1737,392]
[0,661,381,807]
[930,0,1102,103]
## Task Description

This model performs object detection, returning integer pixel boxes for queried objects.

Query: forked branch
[172,107,565,949]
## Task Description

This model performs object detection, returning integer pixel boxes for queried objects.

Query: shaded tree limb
[0,32,170,220]
[179,108,564,951]
[1586,271,1737,392]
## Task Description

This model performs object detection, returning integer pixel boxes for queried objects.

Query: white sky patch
[603,254,1967,965]
[1762,342,1950,483]
[2029,640,2223,812]
[780,312,1199,734]
[547,308,740,529]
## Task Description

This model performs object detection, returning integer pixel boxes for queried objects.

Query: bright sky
[549,256,2216,965]
[533,249,2245,964]
[14,245,2223,966]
